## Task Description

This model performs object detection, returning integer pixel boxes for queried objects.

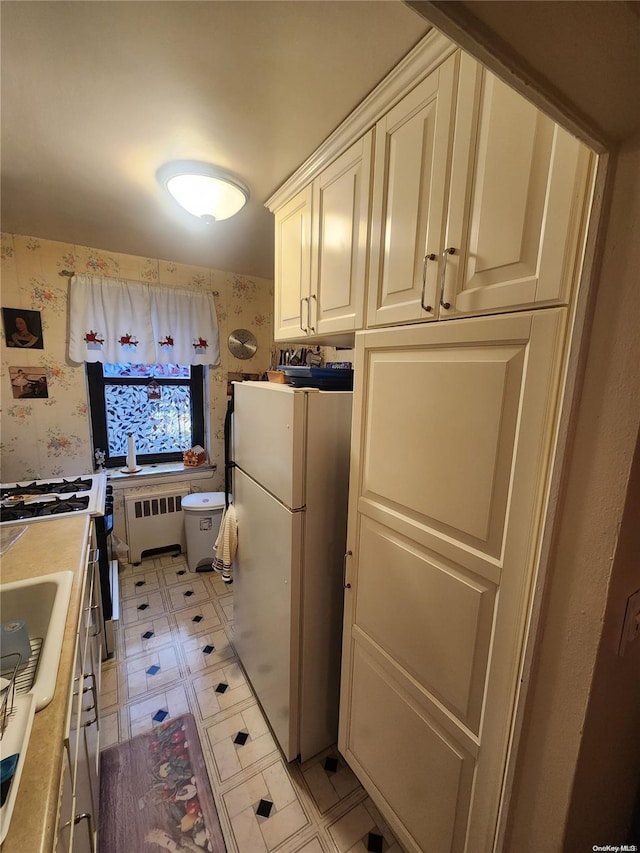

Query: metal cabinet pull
[308,293,316,333]
[81,671,97,726]
[84,602,102,637]
[421,253,437,313]
[343,550,353,589]
[76,813,96,853]
[83,671,100,726]
[59,813,96,853]
[439,247,456,310]
[299,297,308,332]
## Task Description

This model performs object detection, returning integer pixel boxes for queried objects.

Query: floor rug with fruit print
[99,714,225,853]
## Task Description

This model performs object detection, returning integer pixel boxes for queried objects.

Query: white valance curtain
[68,274,220,366]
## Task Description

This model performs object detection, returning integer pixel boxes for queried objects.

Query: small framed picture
[2,307,44,349]
[9,366,49,399]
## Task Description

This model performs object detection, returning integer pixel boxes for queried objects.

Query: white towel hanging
[212,504,237,584]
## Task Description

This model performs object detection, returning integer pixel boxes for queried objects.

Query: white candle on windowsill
[126,433,137,472]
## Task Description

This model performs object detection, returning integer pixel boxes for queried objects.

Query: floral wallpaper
[0,233,274,487]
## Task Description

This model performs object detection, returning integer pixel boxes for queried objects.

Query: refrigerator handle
[224,388,235,510]
[343,550,353,589]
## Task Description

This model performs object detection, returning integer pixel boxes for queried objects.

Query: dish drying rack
[0,640,42,738]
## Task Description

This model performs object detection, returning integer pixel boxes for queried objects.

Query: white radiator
[124,488,189,564]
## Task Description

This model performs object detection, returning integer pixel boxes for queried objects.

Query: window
[87,363,205,468]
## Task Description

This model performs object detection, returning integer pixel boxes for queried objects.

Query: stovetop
[0,472,107,525]
[0,495,91,522]
[0,477,93,500]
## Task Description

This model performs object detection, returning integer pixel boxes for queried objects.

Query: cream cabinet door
[440,53,593,318]
[311,130,373,336]
[366,53,458,328]
[274,185,312,341]
[339,309,567,852]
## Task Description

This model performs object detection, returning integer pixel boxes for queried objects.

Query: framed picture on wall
[9,366,49,399]
[2,307,44,349]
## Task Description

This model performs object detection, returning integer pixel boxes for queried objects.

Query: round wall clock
[228,328,257,360]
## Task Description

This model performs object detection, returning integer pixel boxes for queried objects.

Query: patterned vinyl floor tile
[101,553,404,852]
[119,568,162,599]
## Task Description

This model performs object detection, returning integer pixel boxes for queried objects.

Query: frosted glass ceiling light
[158,161,249,223]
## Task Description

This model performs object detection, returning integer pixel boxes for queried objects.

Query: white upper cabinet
[271,36,593,340]
[367,52,592,327]
[274,133,373,343]
[274,185,312,341]
[366,53,458,328]
[440,53,592,319]
[311,131,373,337]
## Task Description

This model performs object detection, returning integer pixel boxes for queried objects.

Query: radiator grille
[124,489,188,564]
[133,494,183,519]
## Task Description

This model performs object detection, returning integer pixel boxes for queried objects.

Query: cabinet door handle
[421,253,437,313]
[78,812,96,852]
[86,603,102,637]
[308,294,316,333]
[439,247,456,310]
[83,671,100,726]
[343,550,353,589]
[59,813,95,849]
[299,297,308,332]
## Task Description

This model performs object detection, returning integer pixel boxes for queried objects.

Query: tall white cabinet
[339,310,567,851]
[266,28,594,853]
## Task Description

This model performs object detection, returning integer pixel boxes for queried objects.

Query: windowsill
[106,461,216,489]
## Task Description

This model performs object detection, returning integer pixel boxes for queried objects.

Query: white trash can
[182,492,226,572]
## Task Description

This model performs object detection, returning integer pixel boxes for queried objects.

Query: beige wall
[0,233,274,484]
[566,420,640,846]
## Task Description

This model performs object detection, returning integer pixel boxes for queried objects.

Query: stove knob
[106,485,113,496]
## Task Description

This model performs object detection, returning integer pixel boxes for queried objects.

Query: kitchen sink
[0,571,74,844]
[0,571,74,711]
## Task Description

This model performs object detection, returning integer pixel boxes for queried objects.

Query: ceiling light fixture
[157,160,249,224]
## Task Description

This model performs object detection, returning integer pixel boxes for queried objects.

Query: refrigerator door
[233,381,308,509]
[233,467,303,761]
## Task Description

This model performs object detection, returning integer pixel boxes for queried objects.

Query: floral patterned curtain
[68,274,219,365]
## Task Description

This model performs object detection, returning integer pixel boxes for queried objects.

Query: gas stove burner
[54,477,93,494]
[0,494,91,522]
[40,495,91,514]
[0,481,51,499]
[0,477,93,500]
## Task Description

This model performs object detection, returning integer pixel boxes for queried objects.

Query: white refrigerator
[232,381,353,761]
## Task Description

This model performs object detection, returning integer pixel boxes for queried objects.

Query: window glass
[104,382,193,456]
[87,363,205,467]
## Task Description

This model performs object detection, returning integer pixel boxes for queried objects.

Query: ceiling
[0,1,429,280]
[410,0,640,147]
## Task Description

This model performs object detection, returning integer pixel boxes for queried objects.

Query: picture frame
[9,365,49,399]
[2,306,44,350]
